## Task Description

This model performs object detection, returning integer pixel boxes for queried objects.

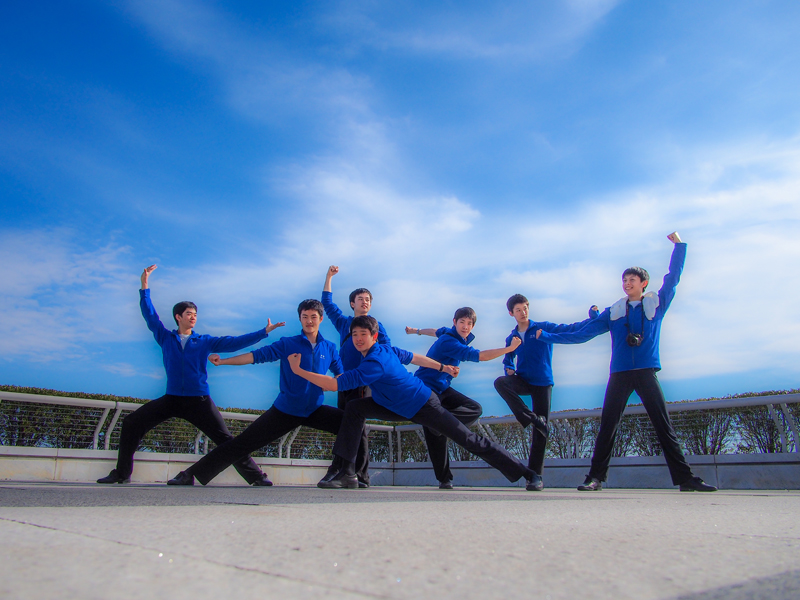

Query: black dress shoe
[439,480,454,490]
[679,477,718,492]
[167,471,194,486]
[525,474,544,492]
[317,470,358,489]
[251,474,273,487]
[577,475,602,491]
[357,477,370,489]
[97,469,130,484]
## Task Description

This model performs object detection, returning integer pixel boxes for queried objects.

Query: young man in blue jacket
[405,308,521,489]
[536,232,717,492]
[321,265,391,487]
[289,316,539,490]
[98,265,279,485]
[168,299,367,486]
[493,296,598,490]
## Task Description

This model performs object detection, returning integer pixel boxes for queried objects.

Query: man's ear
[453,318,458,326]
[508,311,514,317]
[350,301,356,310]
[642,280,649,291]
[372,332,379,341]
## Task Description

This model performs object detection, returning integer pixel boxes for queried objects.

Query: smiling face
[622,274,648,300]
[299,309,323,336]
[509,302,529,325]
[453,316,475,339]
[350,293,372,317]
[351,326,378,355]
[175,308,197,333]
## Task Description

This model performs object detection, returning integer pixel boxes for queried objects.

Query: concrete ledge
[1,446,798,488]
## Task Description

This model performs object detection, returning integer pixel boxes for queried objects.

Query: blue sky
[2,0,799,416]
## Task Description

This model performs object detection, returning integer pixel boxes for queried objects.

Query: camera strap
[624,299,645,338]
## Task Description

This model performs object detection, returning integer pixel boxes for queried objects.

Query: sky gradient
[2,0,799,416]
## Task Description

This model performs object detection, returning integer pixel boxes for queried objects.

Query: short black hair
[349,288,373,306]
[622,267,650,290]
[453,307,477,326]
[350,315,379,336]
[297,299,324,317]
[506,294,528,313]
[172,301,197,325]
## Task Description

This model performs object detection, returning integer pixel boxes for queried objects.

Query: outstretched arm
[479,336,521,361]
[323,265,338,293]
[409,354,460,377]
[405,326,438,337]
[288,353,338,391]
[208,352,255,366]
[140,264,157,290]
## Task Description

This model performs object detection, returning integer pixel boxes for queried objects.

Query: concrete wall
[1,445,798,489]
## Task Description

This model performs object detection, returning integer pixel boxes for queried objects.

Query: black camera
[626,332,643,347]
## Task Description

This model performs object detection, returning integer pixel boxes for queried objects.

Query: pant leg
[423,387,484,483]
[494,375,536,427]
[413,394,531,483]
[189,406,300,485]
[116,395,180,478]
[338,386,371,482]
[589,372,636,481]
[527,386,552,475]
[633,369,694,485]
[333,398,406,464]
[177,395,265,484]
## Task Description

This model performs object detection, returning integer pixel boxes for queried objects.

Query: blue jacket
[337,344,431,419]
[502,310,599,386]
[414,326,480,394]
[321,291,391,371]
[251,332,342,418]
[538,243,687,374]
[140,289,267,396]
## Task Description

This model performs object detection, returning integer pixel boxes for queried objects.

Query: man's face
[351,326,378,354]
[454,317,475,339]
[509,303,529,324]
[350,293,372,316]
[300,309,323,335]
[622,274,648,299]
[175,308,197,331]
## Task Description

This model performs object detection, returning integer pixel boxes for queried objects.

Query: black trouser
[187,404,367,486]
[333,393,532,484]
[116,394,263,483]
[338,386,371,483]
[422,387,483,483]
[589,369,694,485]
[494,376,551,475]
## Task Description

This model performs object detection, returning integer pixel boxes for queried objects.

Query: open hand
[141,264,157,289]
[265,319,286,334]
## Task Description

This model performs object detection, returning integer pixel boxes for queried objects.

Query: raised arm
[479,336,521,361]
[288,353,339,391]
[140,264,157,290]
[658,232,687,314]
[208,352,255,366]
[323,265,338,293]
[405,326,438,337]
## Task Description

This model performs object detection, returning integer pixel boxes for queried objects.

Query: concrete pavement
[1,482,799,600]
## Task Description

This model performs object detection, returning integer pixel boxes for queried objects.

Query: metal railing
[2,390,798,464]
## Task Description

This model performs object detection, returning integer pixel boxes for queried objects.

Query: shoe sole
[317,481,358,489]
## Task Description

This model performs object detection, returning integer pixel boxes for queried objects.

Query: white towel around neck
[609,292,659,321]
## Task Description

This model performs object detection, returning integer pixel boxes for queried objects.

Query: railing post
[104,407,125,450]
[194,432,203,455]
[284,427,301,459]
[766,403,788,453]
[396,430,403,463]
[779,403,800,452]
[92,407,111,450]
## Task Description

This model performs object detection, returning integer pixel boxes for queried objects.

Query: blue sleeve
[435,327,448,338]
[252,338,287,364]
[139,289,169,346]
[321,291,350,337]
[329,344,343,376]
[540,311,599,334]
[502,333,517,371]
[209,329,268,353]
[377,322,392,345]
[538,311,611,345]
[440,336,480,363]
[337,359,383,390]
[657,243,686,315]
[391,346,414,365]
